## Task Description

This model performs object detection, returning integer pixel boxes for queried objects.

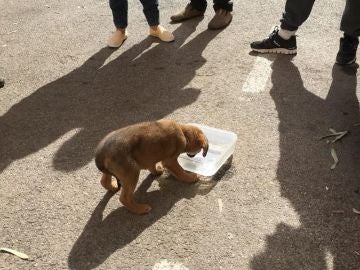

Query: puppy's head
[182,125,209,158]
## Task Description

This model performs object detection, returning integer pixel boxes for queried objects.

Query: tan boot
[149,25,175,42]
[208,9,232,30]
[170,3,204,23]
[107,29,128,48]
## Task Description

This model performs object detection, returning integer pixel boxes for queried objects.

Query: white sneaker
[149,25,175,42]
[107,29,128,48]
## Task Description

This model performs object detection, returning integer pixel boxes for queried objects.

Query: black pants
[110,0,159,28]
[191,0,233,13]
[280,0,360,37]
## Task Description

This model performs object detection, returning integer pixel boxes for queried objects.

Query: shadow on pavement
[0,18,221,173]
[250,56,360,269]
[68,175,217,270]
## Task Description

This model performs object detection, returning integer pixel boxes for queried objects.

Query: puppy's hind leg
[100,173,120,192]
[113,165,152,215]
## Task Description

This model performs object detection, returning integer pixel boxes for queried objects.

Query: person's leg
[280,0,315,32]
[139,0,159,27]
[250,0,315,54]
[208,0,232,29]
[278,0,315,39]
[170,0,206,22]
[213,0,232,12]
[108,0,128,48]
[340,0,360,38]
[191,0,207,12]
[336,0,360,65]
[110,0,128,29]
[140,0,174,42]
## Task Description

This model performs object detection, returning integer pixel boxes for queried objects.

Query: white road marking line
[325,249,334,270]
[152,260,189,270]
[217,198,223,213]
[242,57,272,93]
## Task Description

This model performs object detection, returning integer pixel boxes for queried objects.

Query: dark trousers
[110,0,159,28]
[280,0,360,37]
[191,0,233,12]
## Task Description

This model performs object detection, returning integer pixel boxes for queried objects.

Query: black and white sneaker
[250,26,297,54]
[336,34,358,65]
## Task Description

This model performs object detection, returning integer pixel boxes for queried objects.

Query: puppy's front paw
[131,203,152,215]
[187,172,200,183]
[180,172,200,183]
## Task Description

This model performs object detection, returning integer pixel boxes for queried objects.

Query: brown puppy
[95,119,209,215]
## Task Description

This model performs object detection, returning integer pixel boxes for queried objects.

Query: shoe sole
[107,35,128,48]
[170,13,204,23]
[251,48,297,55]
[149,33,175,42]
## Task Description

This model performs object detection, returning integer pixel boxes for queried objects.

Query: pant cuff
[344,32,359,40]
[113,20,127,29]
[213,1,233,12]
[191,0,207,12]
[280,20,298,31]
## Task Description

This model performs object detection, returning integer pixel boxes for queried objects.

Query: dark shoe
[336,34,358,65]
[250,26,297,54]
[170,3,204,22]
[0,78,4,88]
[208,9,232,30]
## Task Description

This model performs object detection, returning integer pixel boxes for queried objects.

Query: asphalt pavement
[0,0,359,269]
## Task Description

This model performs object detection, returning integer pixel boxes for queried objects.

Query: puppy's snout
[202,137,209,157]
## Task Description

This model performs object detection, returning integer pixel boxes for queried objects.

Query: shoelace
[268,26,280,40]
[260,26,279,43]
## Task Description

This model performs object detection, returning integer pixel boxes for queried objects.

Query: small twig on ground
[330,131,348,143]
[217,198,223,213]
[332,210,345,214]
[320,130,348,143]
[320,128,350,170]
[329,128,337,134]
[0,247,31,260]
[320,132,346,140]
[330,147,338,170]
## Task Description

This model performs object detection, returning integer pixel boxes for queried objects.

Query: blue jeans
[190,0,233,13]
[280,0,360,37]
[110,0,159,28]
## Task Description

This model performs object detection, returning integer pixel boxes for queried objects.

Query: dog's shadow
[68,175,217,270]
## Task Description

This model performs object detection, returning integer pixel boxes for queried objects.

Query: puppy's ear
[201,134,209,157]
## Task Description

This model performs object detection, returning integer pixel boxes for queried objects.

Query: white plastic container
[178,124,237,176]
